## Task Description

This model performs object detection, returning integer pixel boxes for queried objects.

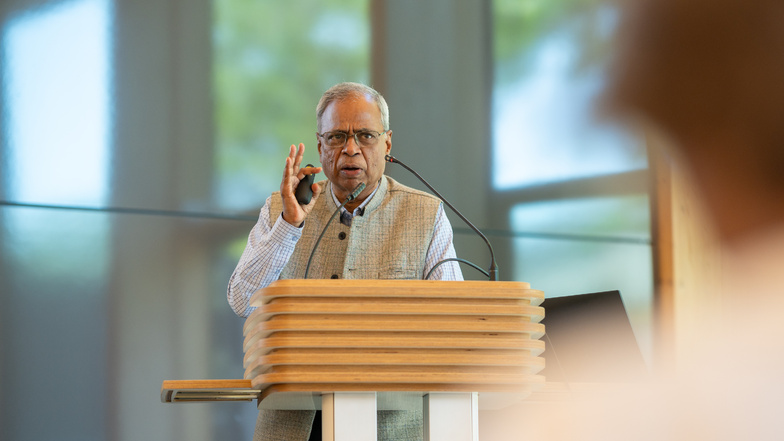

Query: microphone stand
[386,154,498,281]
[303,182,366,279]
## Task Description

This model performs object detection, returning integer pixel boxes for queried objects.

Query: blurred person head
[480,4,784,440]
[604,0,784,245]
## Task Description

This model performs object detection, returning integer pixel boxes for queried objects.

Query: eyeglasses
[317,130,388,149]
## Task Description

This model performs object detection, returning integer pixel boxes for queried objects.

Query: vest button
[338,232,347,240]
[331,274,339,279]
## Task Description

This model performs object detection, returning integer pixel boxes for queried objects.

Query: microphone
[348,182,366,200]
[303,182,366,279]
[385,154,498,281]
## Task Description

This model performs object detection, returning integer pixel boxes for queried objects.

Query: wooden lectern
[162,279,545,441]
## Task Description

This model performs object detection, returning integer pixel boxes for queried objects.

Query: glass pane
[0,204,258,441]
[510,236,653,362]
[492,0,646,190]
[1,0,112,206]
[0,206,111,440]
[214,0,370,210]
[493,0,653,362]
[510,196,651,239]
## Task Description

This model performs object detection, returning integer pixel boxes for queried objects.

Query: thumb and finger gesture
[281,143,322,226]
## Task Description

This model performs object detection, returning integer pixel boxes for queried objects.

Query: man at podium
[227,82,464,440]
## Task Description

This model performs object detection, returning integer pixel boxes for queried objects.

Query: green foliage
[213,0,369,207]
[493,0,614,85]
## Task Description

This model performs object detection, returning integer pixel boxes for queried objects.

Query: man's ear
[385,130,392,154]
[316,133,322,154]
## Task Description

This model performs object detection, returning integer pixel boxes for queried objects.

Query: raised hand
[280,143,322,226]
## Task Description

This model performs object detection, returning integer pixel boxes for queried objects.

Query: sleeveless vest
[268,176,441,280]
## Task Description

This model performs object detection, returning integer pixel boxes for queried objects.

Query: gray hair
[316,82,390,131]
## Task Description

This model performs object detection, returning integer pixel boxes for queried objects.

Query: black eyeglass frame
[316,129,390,149]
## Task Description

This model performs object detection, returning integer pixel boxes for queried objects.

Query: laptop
[539,290,649,383]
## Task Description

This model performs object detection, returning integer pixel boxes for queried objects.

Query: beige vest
[268,176,441,280]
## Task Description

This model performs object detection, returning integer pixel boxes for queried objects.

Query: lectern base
[322,393,377,441]
[425,393,478,441]
[320,392,478,441]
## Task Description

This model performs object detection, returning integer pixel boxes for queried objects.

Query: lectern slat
[252,369,542,387]
[243,315,544,343]
[249,280,543,306]
[244,352,546,379]
[243,330,545,353]
[243,301,544,332]
[243,348,545,369]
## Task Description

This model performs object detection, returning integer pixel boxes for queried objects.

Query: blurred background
[0,0,652,439]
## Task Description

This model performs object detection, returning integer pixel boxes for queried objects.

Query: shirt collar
[330,180,379,216]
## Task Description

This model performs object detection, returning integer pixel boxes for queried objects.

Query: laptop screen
[539,291,649,383]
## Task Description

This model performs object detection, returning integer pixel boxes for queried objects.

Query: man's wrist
[279,212,304,229]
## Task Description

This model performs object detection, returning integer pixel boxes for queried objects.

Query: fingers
[292,143,305,172]
[311,181,322,199]
[282,144,311,192]
[282,143,322,196]
[280,143,320,227]
[289,143,324,178]
[297,165,323,180]
[293,143,321,181]
[281,154,295,197]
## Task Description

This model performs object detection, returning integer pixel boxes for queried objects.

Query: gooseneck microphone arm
[303,182,366,279]
[385,154,498,281]
[426,257,489,280]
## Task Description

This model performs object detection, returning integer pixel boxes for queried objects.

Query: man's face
[317,94,392,203]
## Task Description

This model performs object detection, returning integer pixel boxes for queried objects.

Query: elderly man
[228,82,463,440]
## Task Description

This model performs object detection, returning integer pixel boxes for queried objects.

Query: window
[3,0,112,206]
[214,0,371,210]
[492,0,653,360]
